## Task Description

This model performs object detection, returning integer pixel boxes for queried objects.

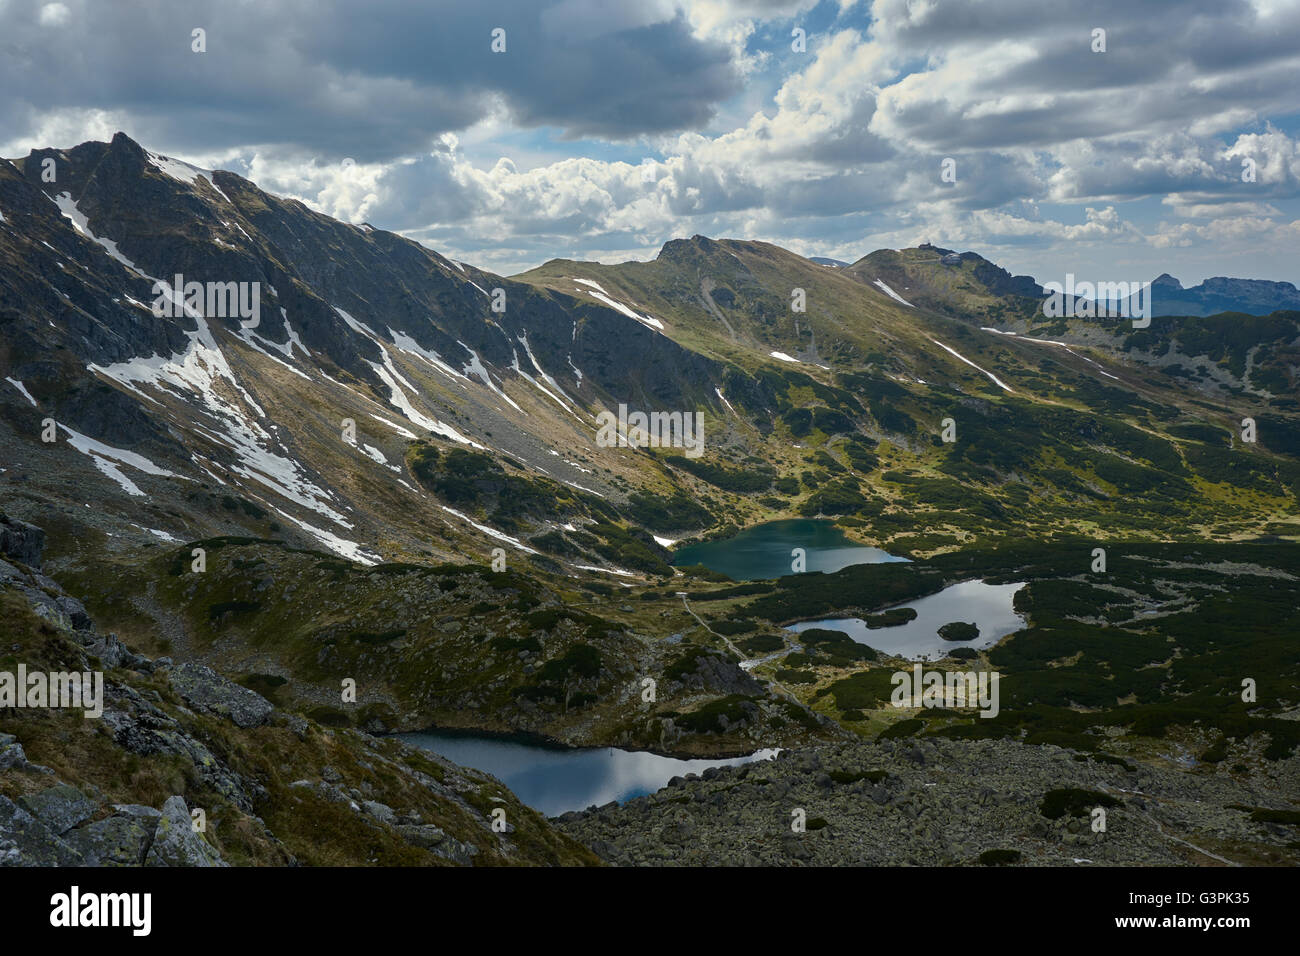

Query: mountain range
[2,134,1298,867]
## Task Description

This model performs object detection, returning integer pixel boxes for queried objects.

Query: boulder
[0,734,27,772]
[362,801,396,825]
[63,806,160,866]
[432,835,479,865]
[17,783,98,835]
[396,823,446,848]
[87,633,140,669]
[56,595,93,631]
[143,796,227,867]
[0,795,82,866]
[170,662,273,728]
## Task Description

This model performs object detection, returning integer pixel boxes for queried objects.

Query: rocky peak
[1199,276,1298,295]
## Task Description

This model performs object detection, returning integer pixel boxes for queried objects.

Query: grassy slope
[0,590,598,866]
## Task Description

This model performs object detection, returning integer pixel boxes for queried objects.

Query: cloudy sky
[3,0,1298,283]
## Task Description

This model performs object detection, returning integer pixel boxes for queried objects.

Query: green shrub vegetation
[978,848,1021,866]
[1039,788,1122,820]
[938,621,980,642]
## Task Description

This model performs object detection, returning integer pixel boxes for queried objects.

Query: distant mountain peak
[1142,273,1300,316]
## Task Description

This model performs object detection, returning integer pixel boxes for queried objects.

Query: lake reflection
[401,731,778,817]
[788,579,1026,660]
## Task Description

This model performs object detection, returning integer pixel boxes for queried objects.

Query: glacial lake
[671,518,907,581]
[788,579,1027,661]
[401,730,778,817]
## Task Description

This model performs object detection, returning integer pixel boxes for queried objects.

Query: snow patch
[274,508,380,565]
[60,423,178,478]
[873,279,914,308]
[929,339,1014,393]
[459,342,523,412]
[367,356,482,447]
[88,302,352,527]
[50,193,139,271]
[359,443,400,472]
[370,414,418,440]
[335,306,380,339]
[511,339,583,422]
[89,456,143,496]
[279,312,311,358]
[5,378,37,407]
[440,505,537,553]
[236,327,312,380]
[979,327,1121,381]
[389,328,469,382]
[58,423,179,497]
[574,564,637,578]
[146,151,232,203]
[573,279,665,332]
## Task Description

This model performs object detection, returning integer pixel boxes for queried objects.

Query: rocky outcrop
[17,782,98,834]
[0,549,153,672]
[1145,272,1300,317]
[0,514,599,867]
[670,649,764,697]
[1,784,224,867]
[0,794,82,866]
[144,796,227,867]
[5,785,226,868]
[0,515,44,567]
[63,805,162,866]
[170,662,274,729]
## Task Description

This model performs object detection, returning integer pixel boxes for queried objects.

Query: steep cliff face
[0,133,743,573]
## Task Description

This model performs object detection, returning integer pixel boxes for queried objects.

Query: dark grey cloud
[871,0,1300,153]
[0,0,742,159]
[4,0,1295,285]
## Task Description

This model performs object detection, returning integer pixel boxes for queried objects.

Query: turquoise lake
[671,518,907,580]
[673,519,1026,660]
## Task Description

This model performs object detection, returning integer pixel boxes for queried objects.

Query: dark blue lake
[401,731,777,817]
